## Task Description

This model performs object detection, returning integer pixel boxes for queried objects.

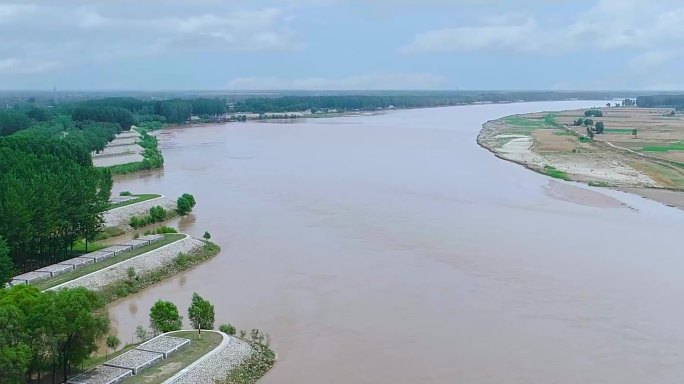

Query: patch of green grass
[642,141,684,152]
[543,165,571,181]
[125,331,222,384]
[70,239,107,254]
[503,116,548,128]
[93,226,126,241]
[604,128,635,133]
[34,234,185,290]
[220,343,276,384]
[553,130,575,136]
[543,113,558,127]
[108,193,161,209]
[578,136,592,143]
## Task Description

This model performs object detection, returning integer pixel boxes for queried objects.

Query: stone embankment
[93,130,145,167]
[167,334,252,384]
[50,235,203,291]
[103,196,177,228]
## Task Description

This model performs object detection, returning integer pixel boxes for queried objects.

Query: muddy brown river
[109,101,684,384]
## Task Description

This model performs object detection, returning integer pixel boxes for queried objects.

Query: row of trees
[149,293,215,335]
[636,95,684,108]
[71,106,136,131]
[0,285,109,383]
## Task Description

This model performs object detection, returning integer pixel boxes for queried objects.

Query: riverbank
[477,107,684,210]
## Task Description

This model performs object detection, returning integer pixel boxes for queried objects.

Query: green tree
[188,293,215,336]
[181,193,196,208]
[203,231,211,241]
[176,197,192,215]
[0,237,14,286]
[149,300,182,334]
[632,128,638,138]
[176,193,197,215]
[105,335,121,358]
[0,304,32,383]
[583,118,594,126]
[50,288,109,381]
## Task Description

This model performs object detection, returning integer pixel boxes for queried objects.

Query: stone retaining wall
[50,236,203,291]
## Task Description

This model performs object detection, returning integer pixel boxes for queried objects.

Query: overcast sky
[0,0,682,90]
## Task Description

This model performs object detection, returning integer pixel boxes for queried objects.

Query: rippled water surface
[109,101,684,384]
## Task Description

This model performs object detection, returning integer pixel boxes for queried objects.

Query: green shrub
[155,226,178,234]
[220,323,237,335]
[97,242,220,304]
[129,206,172,228]
[120,191,132,196]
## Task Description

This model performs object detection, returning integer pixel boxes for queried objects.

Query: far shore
[477,106,684,210]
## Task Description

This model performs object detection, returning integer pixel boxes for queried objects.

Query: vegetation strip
[96,241,219,304]
[220,343,276,384]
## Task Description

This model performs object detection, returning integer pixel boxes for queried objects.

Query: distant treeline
[232,92,612,113]
[636,95,684,109]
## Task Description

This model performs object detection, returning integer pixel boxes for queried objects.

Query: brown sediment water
[108,101,684,384]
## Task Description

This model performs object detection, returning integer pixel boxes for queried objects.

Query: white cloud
[401,0,684,54]
[401,17,540,54]
[0,58,60,74]
[0,4,36,23]
[226,72,448,90]
[0,3,302,75]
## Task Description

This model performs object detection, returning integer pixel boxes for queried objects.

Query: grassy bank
[82,342,141,373]
[97,241,220,304]
[108,193,162,209]
[126,331,222,384]
[34,234,185,290]
[221,343,276,384]
[543,165,571,181]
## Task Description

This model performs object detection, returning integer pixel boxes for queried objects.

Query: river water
[109,101,684,384]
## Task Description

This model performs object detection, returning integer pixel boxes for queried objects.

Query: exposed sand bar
[478,107,684,210]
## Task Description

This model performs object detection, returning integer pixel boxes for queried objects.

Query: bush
[594,121,605,134]
[584,109,603,117]
[120,191,132,196]
[220,323,237,335]
[129,206,170,228]
[149,206,167,222]
[155,226,177,234]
